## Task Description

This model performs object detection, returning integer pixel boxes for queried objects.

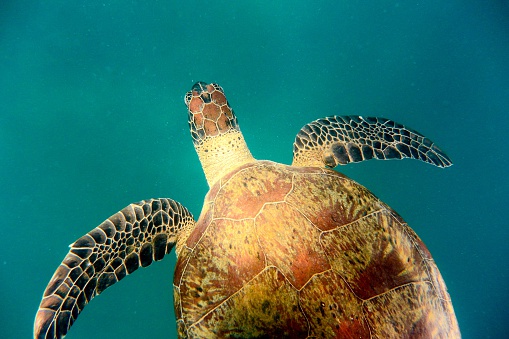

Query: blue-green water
[2,1,508,338]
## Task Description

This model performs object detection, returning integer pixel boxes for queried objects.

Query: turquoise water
[2,1,508,338]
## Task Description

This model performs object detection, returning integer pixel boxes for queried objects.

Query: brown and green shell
[174,161,459,338]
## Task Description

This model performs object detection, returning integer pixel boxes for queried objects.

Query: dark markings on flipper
[292,115,452,168]
[34,198,194,339]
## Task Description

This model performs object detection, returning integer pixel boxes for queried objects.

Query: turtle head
[184,82,254,187]
[185,82,240,146]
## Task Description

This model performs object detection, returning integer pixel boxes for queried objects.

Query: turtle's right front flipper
[292,115,452,168]
[34,198,195,339]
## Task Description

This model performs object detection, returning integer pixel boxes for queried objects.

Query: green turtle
[34,82,460,338]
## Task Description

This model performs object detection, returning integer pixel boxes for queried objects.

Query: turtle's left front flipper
[34,198,195,339]
[292,115,452,168]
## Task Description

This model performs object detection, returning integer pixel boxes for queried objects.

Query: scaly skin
[292,115,452,168]
[34,199,194,339]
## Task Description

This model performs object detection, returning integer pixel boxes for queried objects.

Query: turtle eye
[210,83,224,94]
[184,91,193,106]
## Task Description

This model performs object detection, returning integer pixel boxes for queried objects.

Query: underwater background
[1,1,508,338]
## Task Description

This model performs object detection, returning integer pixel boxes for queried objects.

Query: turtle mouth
[191,81,209,95]
[185,81,213,107]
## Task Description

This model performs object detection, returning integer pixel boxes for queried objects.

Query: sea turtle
[34,82,460,338]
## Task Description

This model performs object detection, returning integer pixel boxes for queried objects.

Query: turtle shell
[174,161,457,338]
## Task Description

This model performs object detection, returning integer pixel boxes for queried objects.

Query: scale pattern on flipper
[292,115,452,168]
[34,198,194,339]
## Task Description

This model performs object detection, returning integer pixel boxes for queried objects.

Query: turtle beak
[191,81,209,95]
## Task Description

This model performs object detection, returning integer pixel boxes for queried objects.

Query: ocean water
[1,1,508,338]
